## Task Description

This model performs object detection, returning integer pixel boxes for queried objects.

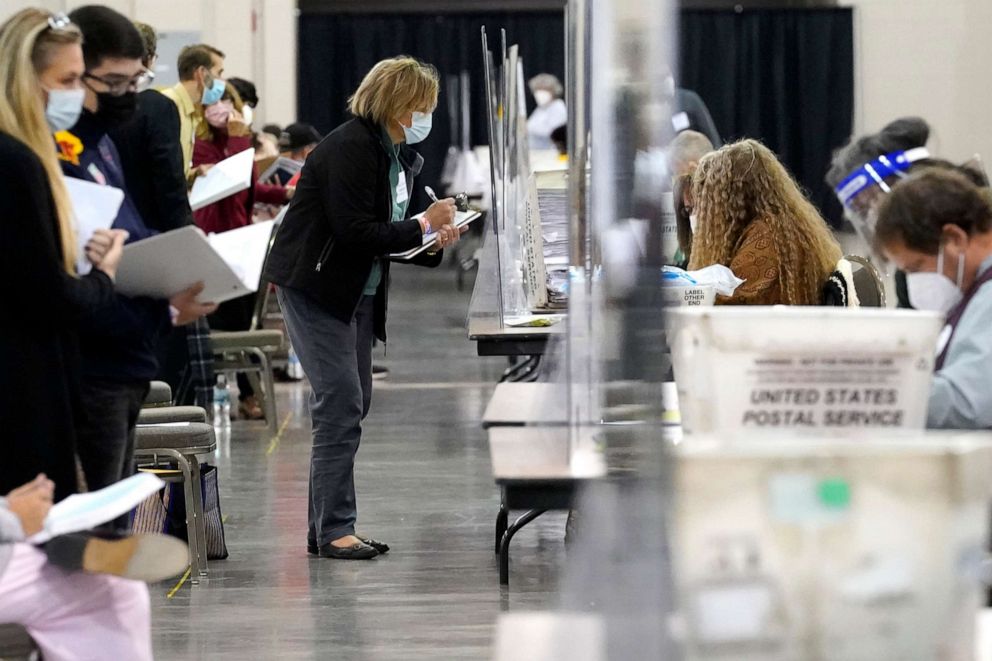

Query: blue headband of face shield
[834,147,932,207]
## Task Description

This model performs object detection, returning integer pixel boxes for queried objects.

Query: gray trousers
[276,287,374,545]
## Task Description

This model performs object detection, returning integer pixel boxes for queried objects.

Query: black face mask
[95,91,137,127]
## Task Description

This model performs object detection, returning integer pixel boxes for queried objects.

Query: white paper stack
[115,220,276,303]
[64,177,125,275]
[189,149,255,211]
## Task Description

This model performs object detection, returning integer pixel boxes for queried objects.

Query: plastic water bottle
[212,374,231,428]
[287,346,304,380]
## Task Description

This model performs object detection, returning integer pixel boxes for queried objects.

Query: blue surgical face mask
[202,76,226,106]
[401,111,432,144]
[44,87,86,132]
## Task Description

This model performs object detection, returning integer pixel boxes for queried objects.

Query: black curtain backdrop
[680,8,854,223]
[297,8,852,222]
[297,11,566,212]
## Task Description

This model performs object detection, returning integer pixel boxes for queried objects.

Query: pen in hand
[425,186,440,203]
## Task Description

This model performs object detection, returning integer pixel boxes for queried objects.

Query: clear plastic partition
[554,0,683,657]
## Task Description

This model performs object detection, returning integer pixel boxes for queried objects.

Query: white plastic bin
[674,433,992,661]
[667,307,944,434]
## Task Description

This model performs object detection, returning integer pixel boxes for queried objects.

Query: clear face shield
[833,147,931,260]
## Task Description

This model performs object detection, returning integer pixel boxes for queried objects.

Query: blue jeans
[276,287,374,545]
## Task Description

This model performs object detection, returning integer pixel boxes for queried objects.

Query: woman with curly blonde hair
[688,139,842,305]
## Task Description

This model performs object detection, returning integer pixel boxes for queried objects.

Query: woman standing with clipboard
[264,57,463,560]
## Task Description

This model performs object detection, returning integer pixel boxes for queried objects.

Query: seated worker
[273,122,321,181]
[59,5,215,498]
[0,475,186,661]
[874,169,992,429]
[688,139,842,305]
[826,117,988,307]
[668,130,715,267]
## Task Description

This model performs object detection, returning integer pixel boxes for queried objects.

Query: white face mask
[689,213,699,234]
[241,105,254,127]
[533,90,553,107]
[44,87,86,132]
[906,246,965,314]
[401,111,432,144]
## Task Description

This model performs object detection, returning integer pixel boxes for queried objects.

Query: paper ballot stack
[115,220,276,304]
[189,148,255,211]
[28,472,165,544]
[64,177,124,275]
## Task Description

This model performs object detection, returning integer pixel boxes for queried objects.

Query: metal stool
[134,423,216,582]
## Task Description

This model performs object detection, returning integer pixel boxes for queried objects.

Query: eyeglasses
[46,13,71,32]
[83,68,155,97]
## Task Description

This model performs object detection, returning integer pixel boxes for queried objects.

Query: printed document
[189,148,255,211]
[64,177,124,275]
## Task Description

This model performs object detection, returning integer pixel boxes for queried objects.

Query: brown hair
[348,56,439,126]
[0,9,83,273]
[875,168,992,255]
[688,139,842,305]
[177,43,222,81]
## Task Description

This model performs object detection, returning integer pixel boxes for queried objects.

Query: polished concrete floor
[151,264,568,660]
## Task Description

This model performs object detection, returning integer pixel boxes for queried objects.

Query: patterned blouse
[717,219,783,305]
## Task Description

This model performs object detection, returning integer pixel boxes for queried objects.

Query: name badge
[672,111,690,132]
[396,174,409,204]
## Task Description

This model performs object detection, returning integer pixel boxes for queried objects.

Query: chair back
[845,254,886,307]
[250,223,280,330]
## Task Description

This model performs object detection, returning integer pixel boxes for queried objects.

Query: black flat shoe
[316,541,378,560]
[308,536,389,555]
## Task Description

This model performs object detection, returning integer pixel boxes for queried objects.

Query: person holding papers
[193,84,289,419]
[193,85,291,234]
[161,43,226,182]
[0,475,154,661]
[265,56,463,560]
[0,9,126,501]
[59,6,216,500]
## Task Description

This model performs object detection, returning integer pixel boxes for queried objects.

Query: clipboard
[115,221,276,303]
[389,209,483,261]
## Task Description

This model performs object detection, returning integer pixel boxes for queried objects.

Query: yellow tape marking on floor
[266,411,294,456]
[166,566,191,599]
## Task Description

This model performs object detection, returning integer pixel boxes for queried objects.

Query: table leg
[495,499,508,555]
[499,509,547,586]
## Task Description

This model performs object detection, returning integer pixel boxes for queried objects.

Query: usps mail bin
[674,433,992,661]
[667,308,944,434]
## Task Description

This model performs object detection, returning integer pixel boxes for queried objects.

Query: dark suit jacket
[110,89,193,232]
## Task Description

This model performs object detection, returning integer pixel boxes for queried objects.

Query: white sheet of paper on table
[28,472,165,545]
[189,148,255,211]
[64,177,124,275]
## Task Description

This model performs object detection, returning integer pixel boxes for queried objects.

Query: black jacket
[0,131,116,500]
[110,89,194,233]
[264,117,441,341]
